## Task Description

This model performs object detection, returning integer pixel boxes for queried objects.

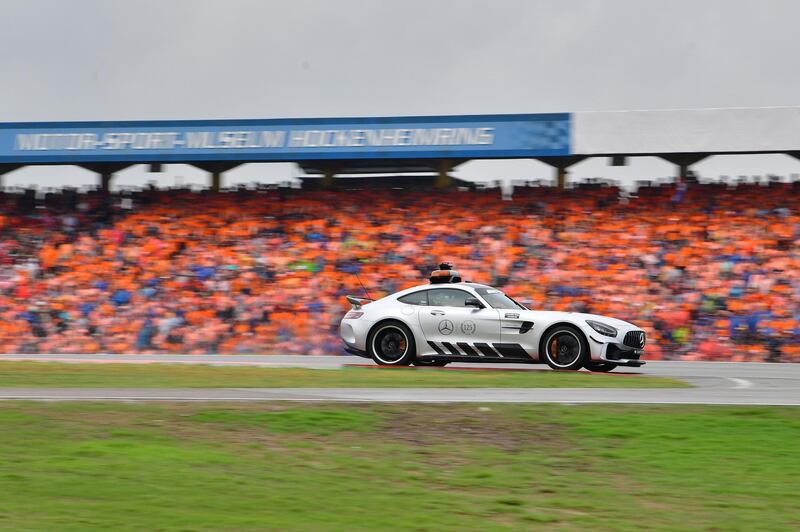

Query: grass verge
[0,402,797,530]
[0,361,686,388]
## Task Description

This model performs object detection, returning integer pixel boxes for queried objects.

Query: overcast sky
[2,0,800,189]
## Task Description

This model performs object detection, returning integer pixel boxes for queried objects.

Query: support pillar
[192,162,241,192]
[318,163,342,188]
[101,172,113,193]
[535,156,586,189]
[211,171,222,192]
[435,160,452,188]
[659,154,708,184]
[556,165,568,189]
[322,169,335,188]
[80,163,132,195]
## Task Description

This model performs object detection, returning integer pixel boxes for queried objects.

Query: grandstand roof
[572,106,800,155]
[1,107,799,177]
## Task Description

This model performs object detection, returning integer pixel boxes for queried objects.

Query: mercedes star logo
[438,319,454,335]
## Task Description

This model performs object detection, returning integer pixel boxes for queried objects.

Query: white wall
[573,107,800,154]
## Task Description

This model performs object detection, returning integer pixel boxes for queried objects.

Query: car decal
[427,341,446,355]
[473,342,502,357]
[456,342,479,356]
[491,343,531,358]
[460,320,476,335]
[440,342,461,356]
[425,341,531,359]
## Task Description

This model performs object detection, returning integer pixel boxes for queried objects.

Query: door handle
[430,310,445,315]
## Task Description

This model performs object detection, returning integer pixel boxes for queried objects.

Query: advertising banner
[0,114,570,164]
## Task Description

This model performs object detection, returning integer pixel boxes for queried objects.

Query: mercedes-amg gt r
[340,264,646,372]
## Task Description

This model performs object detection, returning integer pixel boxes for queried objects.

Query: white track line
[0,396,796,406]
[727,377,754,389]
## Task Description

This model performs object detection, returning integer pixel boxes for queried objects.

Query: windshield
[474,287,526,310]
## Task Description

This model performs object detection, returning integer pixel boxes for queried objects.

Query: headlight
[586,320,617,337]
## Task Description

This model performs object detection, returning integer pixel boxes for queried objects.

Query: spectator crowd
[0,180,798,361]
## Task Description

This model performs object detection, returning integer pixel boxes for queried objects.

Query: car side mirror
[464,297,484,309]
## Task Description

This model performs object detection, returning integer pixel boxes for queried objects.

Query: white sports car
[340,264,645,372]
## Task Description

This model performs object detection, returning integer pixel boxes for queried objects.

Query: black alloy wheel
[542,326,588,371]
[368,322,416,366]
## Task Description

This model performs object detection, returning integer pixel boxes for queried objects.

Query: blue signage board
[0,113,570,164]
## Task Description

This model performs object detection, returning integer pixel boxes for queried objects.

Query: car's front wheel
[367,321,416,366]
[542,326,588,371]
[584,361,618,372]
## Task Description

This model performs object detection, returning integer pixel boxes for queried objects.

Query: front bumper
[588,335,646,367]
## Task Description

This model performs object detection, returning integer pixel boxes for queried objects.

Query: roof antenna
[355,269,373,300]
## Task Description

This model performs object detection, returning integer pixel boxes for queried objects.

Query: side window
[427,288,471,307]
[398,291,428,306]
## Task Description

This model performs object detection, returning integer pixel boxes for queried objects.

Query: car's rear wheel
[584,361,618,372]
[542,326,588,371]
[367,321,416,366]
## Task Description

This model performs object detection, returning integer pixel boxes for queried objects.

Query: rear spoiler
[346,295,374,309]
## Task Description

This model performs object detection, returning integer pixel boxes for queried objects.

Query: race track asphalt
[0,354,798,405]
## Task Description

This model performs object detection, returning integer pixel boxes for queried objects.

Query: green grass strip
[0,402,796,530]
[0,361,686,388]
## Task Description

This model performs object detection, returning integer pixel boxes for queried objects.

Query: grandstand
[0,107,799,361]
[0,180,797,361]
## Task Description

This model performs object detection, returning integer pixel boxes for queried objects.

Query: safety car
[340,264,646,371]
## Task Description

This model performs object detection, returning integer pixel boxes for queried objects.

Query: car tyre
[542,325,588,371]
[584,361,618,372]
[367,321,416,366]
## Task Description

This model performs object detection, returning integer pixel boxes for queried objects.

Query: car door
[417,288,502,357]
[473,286,537,359]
